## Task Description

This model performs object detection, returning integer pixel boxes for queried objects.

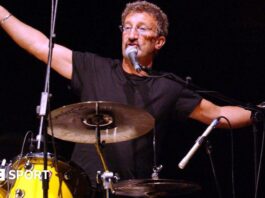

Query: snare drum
[6,152,89,198]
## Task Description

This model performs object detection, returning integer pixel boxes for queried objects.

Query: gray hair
[121,1,169,37]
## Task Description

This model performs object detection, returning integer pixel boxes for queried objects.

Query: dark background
[1,0,265,198]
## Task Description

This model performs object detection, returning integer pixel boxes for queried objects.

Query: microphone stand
[205,140,223,198]
[149,72,260,110]
[148,72,265,197]
[36,0,59,197]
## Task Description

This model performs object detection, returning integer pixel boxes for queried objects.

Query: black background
[1,0,265,197]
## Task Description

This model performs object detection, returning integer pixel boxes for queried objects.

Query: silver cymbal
[113,179,201,197]
[48,101,155,144]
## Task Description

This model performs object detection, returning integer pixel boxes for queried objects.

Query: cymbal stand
[151,126,163,180]
[92,102,118,198]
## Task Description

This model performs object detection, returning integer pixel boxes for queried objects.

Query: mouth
[126,42,139,48]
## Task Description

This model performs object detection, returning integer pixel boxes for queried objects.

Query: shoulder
[73,51,120,66]
[150,71,186,91]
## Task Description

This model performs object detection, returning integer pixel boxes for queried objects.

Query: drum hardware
[94,145,117,198]
[15,189,25,198]
[96,171,120,192]
[151,165,163,180]
[24,160,33,171]
[151,124,162,180]
[63,170,72,181]
[92,102,118,198]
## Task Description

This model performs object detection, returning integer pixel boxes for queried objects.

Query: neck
[122,58,152,77]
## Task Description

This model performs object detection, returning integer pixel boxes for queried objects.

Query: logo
[0,168,51,181]
[0,168,5,181]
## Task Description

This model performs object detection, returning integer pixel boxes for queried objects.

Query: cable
[218,116,235,198]
[18,130,33,164]
[254,113,265,198]
[205,140,223,198]
[5,130,33,195]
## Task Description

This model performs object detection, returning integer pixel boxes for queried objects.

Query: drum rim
[12,152,67,164]
[11,152,66,171]
[19,152,54,159]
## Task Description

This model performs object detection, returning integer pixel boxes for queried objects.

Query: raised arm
[189,99,252,128]
[0,6,73,79]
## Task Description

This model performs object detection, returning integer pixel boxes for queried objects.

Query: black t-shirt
[71,51,202,185]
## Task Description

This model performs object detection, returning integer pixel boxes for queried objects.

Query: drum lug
[64,170,72,181]
[15,189,25,198]
[24,160,33,171]
[151,164,163,180]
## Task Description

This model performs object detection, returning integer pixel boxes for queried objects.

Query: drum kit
[0,101,201,198]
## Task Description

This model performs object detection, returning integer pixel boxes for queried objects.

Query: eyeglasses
[119,25,156,35]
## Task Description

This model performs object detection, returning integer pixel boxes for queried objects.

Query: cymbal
[48,101,155,144]
[113,179,201,197]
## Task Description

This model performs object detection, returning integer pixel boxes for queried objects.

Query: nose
[128,28,139,40]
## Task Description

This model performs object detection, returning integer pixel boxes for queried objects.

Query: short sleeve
[71,51,96,96]
[175,87,202,120]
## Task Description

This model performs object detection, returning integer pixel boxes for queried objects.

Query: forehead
[124,12,157,27]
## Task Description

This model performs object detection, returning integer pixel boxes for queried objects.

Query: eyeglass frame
[119,25,157,36]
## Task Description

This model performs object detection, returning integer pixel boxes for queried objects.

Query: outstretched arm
[0,6,73,79]
[189,99,252,128]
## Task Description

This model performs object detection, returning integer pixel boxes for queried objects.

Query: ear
[155,36,166,50]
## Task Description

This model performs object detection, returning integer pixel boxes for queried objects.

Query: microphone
[178,117,220,169]
[125,46,142,72]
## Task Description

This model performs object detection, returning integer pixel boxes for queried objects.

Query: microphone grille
[125,46,138,57]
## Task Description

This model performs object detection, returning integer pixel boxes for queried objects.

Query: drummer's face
[121,12,165,66]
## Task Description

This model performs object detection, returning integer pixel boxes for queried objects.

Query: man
[0,0,252,194]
